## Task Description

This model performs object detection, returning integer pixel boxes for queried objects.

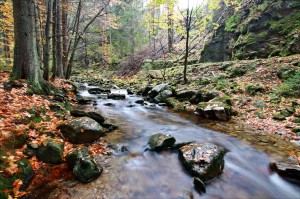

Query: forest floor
[0,71,108,198]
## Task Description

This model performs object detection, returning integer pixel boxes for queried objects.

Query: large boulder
[36,139,64,164]
[66,148,103,183]
[190,91,219,104]
[77,96,96,105]
[148,83,169,98]
[88,88,110,94]
[154,90,173,103]
[148,133,176,151]
[57,117,106,144]
[179,143,226,181]
[196,100,233,121]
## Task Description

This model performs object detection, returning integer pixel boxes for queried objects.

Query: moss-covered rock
[73,158,103,183]
[37,139,64,164]
[57,117,106,144]
[66,148,91,169]
[148,133,176,151]
[245,84,265,96]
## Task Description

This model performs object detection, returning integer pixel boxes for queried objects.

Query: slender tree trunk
[43,0,53,80]
[183,1,191,84]
[51,0,57,78]
[34,1,42,61]
[12,0,42,86]
[3,31,11,64]
[55,0,64,78]
[62,0,68,75]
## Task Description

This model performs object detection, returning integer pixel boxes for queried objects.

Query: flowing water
[45,85,299,199]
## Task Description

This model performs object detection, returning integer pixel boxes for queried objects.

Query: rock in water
[197,102,232,121]
[57,117,106,144]
[148,133,176,151]
[193,177,206,194]
[270,157,300,185]
[154,90,173,103]
[108,93,126,100]
[36,139,64,164]
[179,143,225,181]
[71,109,106,124]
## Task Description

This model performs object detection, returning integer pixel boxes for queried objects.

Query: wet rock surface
[270,157,300,186]
[37,139,64,164]
[197,102,232,121]
[148,133,176,151]
[57,117,105,144]
[148,83,169,98]
[179,143,225,181]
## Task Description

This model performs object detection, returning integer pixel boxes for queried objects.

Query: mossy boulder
[57,117,106,144]
[273,113,286,121]
[73,158,103,183]
[190,90,219,104]
[154,90,173,103]
[36,139,64,164]
[138,86,153,96]
[179,143,225,182]
[148,133,176,151]
[66,148,91,169]
[148,83,169,98]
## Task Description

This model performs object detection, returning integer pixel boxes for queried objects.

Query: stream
[45,85,299,199]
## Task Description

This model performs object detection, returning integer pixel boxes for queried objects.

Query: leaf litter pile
[0,71,108,198]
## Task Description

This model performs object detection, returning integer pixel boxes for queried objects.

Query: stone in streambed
[57,117,106,144]
[36,139,64,164]
[154,90,173,103]
[179,143,225,181]
[108,93,126,100]
[71,109,105,124]
[193,177,206,194]
[148,133,176,151]
[148,83,169,98]
[66,147,103,183]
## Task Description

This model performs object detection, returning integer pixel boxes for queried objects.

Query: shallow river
[46,86,299,199]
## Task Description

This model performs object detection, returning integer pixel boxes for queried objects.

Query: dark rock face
[57,117,105,144]
[193,177,206,194]
[108,93,126,100]
[148,133,176,151]
[270,157,300,186]
[200,1,300,62]
[70,109,105,124]
[66,147,103,183]
[138,86,153,96]
[148,84,169,98]
[135,100,144,104]
[179,143,225,181]
[190,91,219,104]
[37,139,64,164]
[176,90,196,100]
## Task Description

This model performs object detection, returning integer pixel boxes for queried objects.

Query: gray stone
[148,133,176,151]
[193,177,206,194]
[197,102,232,121]
[57,117,106,144]
[148,83,169,98]
[179,143,225,181]
[37,139,64,164]
[154,90,173,103]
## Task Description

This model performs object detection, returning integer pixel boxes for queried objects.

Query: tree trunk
[3,31,11,65]
[43,0,53,80]
[183,1,191,84]
[62,0,68,75]
[55,0,64,78]
[51,0,57,78]
[12,0,42,85]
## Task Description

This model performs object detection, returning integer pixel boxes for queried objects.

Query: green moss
[270,12,300,35]
[257,1,271,11]
[225,14,242,32]
[277,69,300,97]
[245,84,265,96]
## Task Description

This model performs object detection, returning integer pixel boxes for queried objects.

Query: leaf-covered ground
[0,71,108,198]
